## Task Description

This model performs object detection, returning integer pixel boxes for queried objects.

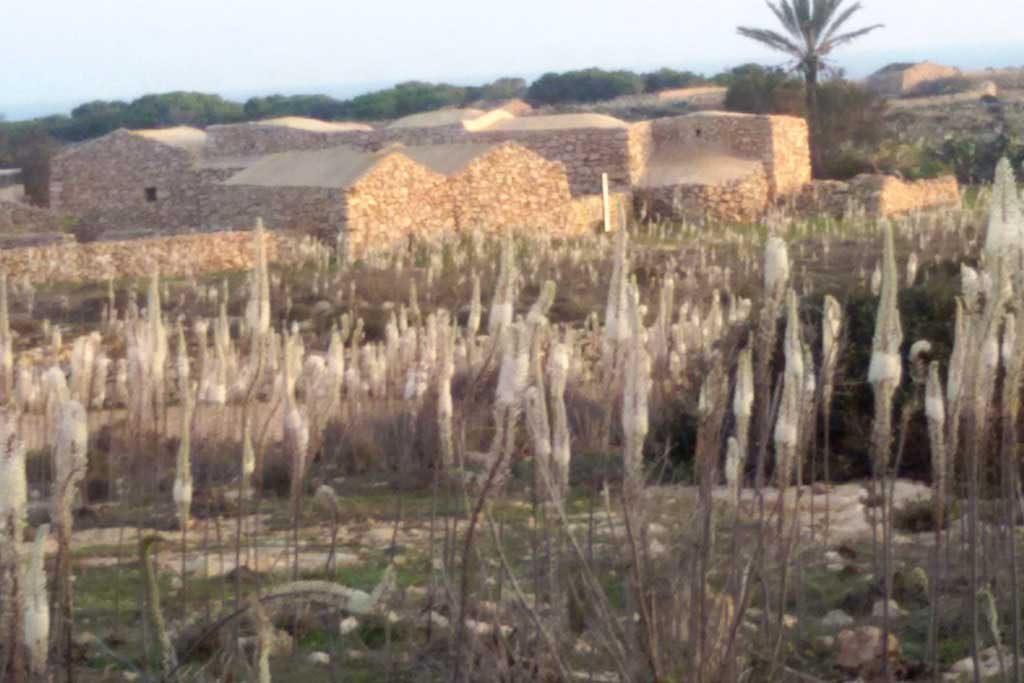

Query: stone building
[206,142,578,253]
[402,142,573,235]
[204,146,454,252]
[629,112,810,223]
[865,62,961,97]
[47,107,814,245]
[50,126,209,234]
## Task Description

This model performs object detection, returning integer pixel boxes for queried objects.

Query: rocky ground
[27,473,1015,681]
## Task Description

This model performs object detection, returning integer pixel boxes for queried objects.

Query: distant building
[48,107,814,247]
[50,127,210,233]
[866,61,961,97]
[204,142,574,252]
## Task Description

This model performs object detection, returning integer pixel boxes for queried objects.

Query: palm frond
[736,27,805,58]
[768,1,803,42]
[821,2,865,44]
[820,23,883,54]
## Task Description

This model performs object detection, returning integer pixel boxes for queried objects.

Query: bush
[935,132,1024,184]
[723,64,804,116]
[642,68,704,93]
[526,68,645,105]
[822,148,876,180]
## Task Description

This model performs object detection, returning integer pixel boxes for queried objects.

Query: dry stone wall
[448,144,572,235]
[345,154,456,254]
[0,201,71,236]
[200,185,346,241]
[635,166,769,224]
[205,124,377,157]
[0,229,302,284]
[205,122,632,197]
[860,174,961,217]
[51,130,203,231]
[565,192,632,235]
[794,174,961,218]
[628,113,809,198]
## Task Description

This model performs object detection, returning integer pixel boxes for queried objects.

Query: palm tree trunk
[803,64,822,178]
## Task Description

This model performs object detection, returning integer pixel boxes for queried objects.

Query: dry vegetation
[1,172,1023,682]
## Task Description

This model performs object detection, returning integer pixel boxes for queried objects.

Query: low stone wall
[0,200,72,234]
[565,192,632,235]
[0,229,298,284]
[635,166,769,224]
[864,174,961,217]
[794,174,961,218]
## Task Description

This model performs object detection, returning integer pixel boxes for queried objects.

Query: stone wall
[794,174,961,218]
[448,144,572,235]
[0,200,71,235]
[51,130,203,232]
[0,229,298,284]
[565,192,632,235]
[628,113,810,199]
[767,116,812,196]
[635,166,769,224]
[205,124,377,158]
[200,185,346,240]
[860,174,961,217]
[345,153,456,254]
[206,122,632,197]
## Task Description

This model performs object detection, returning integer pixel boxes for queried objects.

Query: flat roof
[388,108,486,129]
[131,126,208,152]
[398,143,502,175]
[254,117,374,133]
[223,146,385,189]
[488,113,628,131]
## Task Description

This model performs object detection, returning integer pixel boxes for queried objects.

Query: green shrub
[723,64,804,116]
[642,68,705,93]
[526,68,645,105]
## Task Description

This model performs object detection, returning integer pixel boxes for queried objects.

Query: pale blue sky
[3,0,1023,120]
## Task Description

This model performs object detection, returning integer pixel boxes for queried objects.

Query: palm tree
[738,1,883,177]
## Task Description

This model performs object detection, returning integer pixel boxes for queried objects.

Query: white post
[601,173,611,233]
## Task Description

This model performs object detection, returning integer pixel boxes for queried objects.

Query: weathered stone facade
[794,174,961,219]
[0,200,71,236]
[443,144,572,234]
[205,117,633,197]
[201,184,346,239]
[51,129,205,233]
[635,166,769,225]
[629,113,810,198]
[0,229,302,284]
[565,192,632,235]
[627,112,808,223]
[859,174,961,217]
[204,143,586,252]
[344,153,456,253]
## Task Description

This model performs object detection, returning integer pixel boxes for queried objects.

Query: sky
[2,0,1023,120]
